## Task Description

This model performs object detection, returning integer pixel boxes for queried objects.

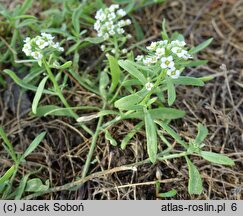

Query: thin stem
[140,69,166,106]
[81,102,106,179]
[42,59,93,136]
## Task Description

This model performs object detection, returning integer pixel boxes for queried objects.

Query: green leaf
[107,54,121,94]
[161,18,169,40]
[194,124,208,145]
[131,16,144,41]
[105,130,117,146]
[189,38,213,54]
[121,121,144,149]
[167,78,176,106]
[20,132,46,162]
[84,37,104,44]
[180,60,208,67]
[186,157,203,195]
[155,120,186,147]
[144,108,157,163]
[18,0,33,15]
[72,5,82,33]
[126,108,185,120]
[15,174,30,200]
[35,105,74,117]
[0,127,17,162]
[25,178,49,192]
[99,71,109,98]
[68,69,99,95]
[58,61,72,69]
[200,151,235,166]
[0,166,15,185]
[157,189,177,198]
[114,89,147,110]
[118,60,147,84]
[199,76,214,82]
[3,69,56,95]
[172,76,204,86]
[32,76,48,115]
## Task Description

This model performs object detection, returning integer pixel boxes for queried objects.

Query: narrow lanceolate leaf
[155,120,186,148]
[105,130,117,147]
[0,165,15,185]
[35,105,74,117]
[186,157,203,195]
[114,89,147,110]
[200,151,235,166]
[172,76,204,87]
[72,5,82,33]
[189,38,213,54]
[144,108,157,163]
[194,124,208,145]
[99,71,109,98]
[18,0,33,15]
[0,127,17,162]
[15,173,30,200]
[125,108,185,120]
[107,54,121,94]
[121,121,144,150]
[157,189,177,198]
[118,60,147,84]
[3,69,56,95]
[20,132,46,162]
[32,76,48,114]
[167,78,176,106]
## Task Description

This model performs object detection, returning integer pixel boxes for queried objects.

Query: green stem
[140,69,166,106]
[42,59,93,136]
[82,102,106,179]
[157,152,188,161]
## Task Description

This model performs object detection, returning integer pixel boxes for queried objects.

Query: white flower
[22,43,32,56]
[109,29,116,35]
[118,20,126,27]
[41,33,54,41]
[171,47,192,59]
[145,82,154,91]
[167,68,180,79]
[135,55,144,61]
[160,56,174,69]
[125,19,131,25]
[147,42,157,51]
[107,12,116,20]
[117,9,126,17]
[31,51,43,60]
[143,57,151,65]
[101,45,106,51]
[94,5,131,40]
[24,37,31,43]
[117,28,125,34]
[171,40,186,47]
[122,49,127,54]
[158,40,168,46]
[95,9,106,21]
[94,21,101,31]
[36,38,49,49]
[127,34,132,39]
[109,4,119,12]
[111,49,116,54]
[155,47,165,57]
[52,42,62,50]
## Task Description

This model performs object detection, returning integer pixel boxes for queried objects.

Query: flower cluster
[22,33,64,61]
[136,40,192,79]
[94,4,131,40]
